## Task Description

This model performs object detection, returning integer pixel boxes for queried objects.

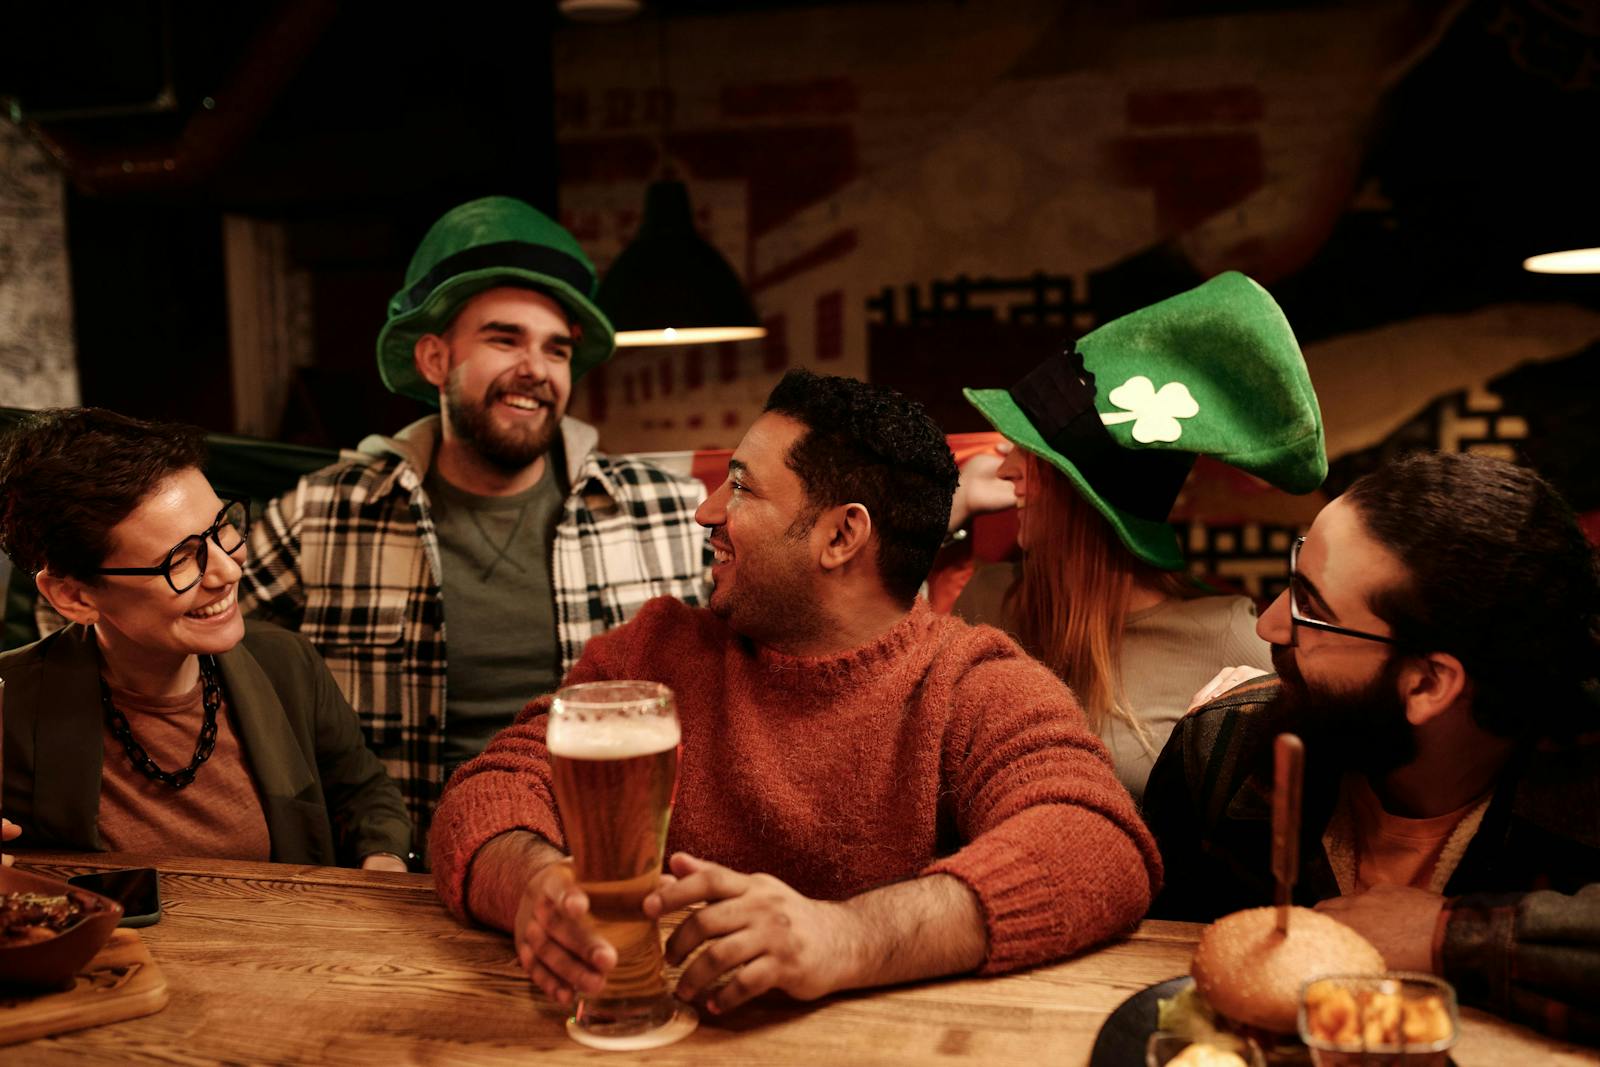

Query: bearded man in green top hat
[951,271,1327,801]
[239,197,711,860]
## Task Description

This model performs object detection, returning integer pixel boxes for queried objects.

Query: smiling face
[84,467,247,668]
[694,412,827,647]
[429,286,575,471]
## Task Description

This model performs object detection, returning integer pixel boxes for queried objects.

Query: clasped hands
[513,851,858,1015]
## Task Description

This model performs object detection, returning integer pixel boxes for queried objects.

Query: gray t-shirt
[427,453,567,779]
[953,562,1272,801]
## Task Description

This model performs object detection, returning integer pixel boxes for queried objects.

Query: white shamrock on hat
[1100,376,1199,443]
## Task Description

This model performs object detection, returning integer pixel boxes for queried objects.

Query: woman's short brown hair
[0,407,207,582]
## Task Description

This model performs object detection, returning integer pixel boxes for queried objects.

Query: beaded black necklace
[100,656,221,790]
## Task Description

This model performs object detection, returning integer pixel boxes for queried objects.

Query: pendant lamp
[558,0,642,22]
[597,177,767,347]
[1523,247,1600,274]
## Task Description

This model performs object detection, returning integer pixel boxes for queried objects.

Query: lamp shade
[597,179,766,347]
[1523,247,1600,274]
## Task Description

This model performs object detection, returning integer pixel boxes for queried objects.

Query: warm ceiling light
[598,179,766,348]
[1523,248,1600,274]
[613,326,768,347]
[558,0,643,22]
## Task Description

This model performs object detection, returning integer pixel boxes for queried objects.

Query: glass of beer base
[549,680,695,1049]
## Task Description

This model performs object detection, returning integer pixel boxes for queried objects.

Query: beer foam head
[547,711,681,759]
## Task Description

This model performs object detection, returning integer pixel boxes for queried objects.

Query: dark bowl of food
[0,866,124,991]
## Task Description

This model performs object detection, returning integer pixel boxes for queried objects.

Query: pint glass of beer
[549,680,685,1044]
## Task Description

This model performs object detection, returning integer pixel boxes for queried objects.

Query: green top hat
[964,271,1325,570]
[376,196,616,406]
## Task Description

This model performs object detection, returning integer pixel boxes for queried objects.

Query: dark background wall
[3,0,559,435]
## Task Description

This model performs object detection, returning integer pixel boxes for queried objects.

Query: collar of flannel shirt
[356,414,617,505]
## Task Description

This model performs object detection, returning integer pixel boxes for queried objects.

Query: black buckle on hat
[396,240,596,316]
[1007,345,1195,524]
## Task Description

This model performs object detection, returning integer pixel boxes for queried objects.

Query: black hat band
[1007,346,1195,523]
[396,240,596,317]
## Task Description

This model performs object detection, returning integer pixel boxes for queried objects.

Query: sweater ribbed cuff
[926,845,1056,975]
[924,804,1155,975]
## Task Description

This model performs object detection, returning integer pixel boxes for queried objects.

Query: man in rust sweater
[431,370,1162,1015]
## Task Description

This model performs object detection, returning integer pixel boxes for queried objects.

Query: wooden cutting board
[0,929,169,1046]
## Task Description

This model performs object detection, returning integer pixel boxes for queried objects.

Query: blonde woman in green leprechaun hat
[958,272,1326,801]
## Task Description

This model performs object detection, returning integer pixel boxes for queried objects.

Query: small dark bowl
[0,866,124,991]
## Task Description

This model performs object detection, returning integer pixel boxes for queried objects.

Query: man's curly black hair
[763,370,958,605]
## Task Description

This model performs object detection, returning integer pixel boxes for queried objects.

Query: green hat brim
[963,386,1187,571]
[376,269,615,407]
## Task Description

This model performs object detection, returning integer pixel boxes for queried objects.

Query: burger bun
[1192,905,1385,1034]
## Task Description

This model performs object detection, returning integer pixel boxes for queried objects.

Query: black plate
[1089,975,1193,1067]
[1089,977,1457,1066]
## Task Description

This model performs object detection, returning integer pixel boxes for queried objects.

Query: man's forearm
[464,830,566,931]
[838,873,987,991]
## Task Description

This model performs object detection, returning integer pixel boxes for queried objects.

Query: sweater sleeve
[428,598,676,917]
[923,636,1163,973]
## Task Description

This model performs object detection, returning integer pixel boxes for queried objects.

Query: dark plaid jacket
[1143,676,1600,1042]
[238,416,710,853]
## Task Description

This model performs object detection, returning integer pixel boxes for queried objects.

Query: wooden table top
[5,853,1590,1065]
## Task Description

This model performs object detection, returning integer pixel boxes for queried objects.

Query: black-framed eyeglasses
[96,498,250,594]
[1287,536,1397,647]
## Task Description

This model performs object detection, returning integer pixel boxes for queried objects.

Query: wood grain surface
[0,928,168,1046]
[6,853,1591,1066]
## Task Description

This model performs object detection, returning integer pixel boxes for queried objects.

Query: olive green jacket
[1,621,411,866]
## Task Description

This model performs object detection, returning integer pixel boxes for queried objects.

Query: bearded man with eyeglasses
[1142,450,1600,1042]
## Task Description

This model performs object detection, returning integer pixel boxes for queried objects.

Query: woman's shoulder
[0,622,91,678]
[235,619,322,674]
[1134,592,1258,630]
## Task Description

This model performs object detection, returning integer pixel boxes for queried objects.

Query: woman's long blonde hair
[1006,452,1200,750]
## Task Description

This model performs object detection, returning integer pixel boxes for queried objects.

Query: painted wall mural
[550,0,1599,589]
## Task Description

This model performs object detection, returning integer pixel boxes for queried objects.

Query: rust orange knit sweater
[432,597,1162,974]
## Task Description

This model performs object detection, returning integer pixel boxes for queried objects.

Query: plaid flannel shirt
[238,416,710,852]
[1143,676,1600,1042]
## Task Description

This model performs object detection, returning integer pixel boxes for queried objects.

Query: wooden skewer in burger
[1181,734,1386,1040]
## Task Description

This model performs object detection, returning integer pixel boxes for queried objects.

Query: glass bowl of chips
[1299,973,1458,1066]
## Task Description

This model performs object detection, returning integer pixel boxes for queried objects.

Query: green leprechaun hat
[376,196,615,406]
[963,271,1325,570]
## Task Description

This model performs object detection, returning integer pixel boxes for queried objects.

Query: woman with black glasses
[0,408,411,869]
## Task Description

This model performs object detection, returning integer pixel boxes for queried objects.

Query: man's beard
[1268,644,1417,779]
[708,532,828,650]
[443,369,561,473]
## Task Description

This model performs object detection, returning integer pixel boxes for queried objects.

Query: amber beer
[548,682,682,1035]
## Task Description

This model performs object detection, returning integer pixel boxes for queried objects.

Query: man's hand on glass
[513,859,618,1007]
[646,851,859,1015]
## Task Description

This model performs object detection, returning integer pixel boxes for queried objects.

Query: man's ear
[35,568,102,627]
[1399,651,1469,727]
[817,502,874,573]
[414,333,452,390]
